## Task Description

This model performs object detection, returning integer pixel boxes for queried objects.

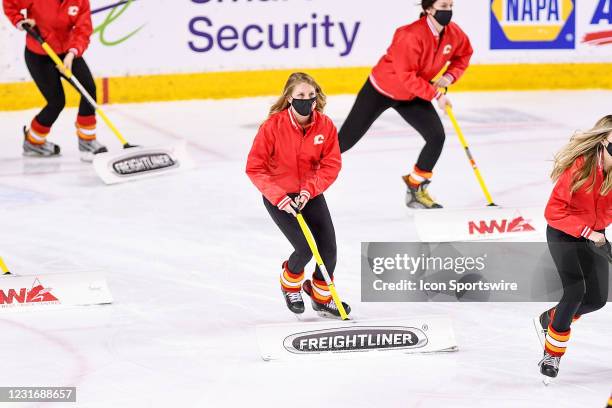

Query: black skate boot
[403,177,443,209]
[22,126,60,157]
[538,351,561,385]
[79,138,108,162]
[281,289,305,314]
[533,308,553,347]
[303,279,351,319]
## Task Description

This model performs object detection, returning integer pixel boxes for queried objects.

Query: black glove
[587,240,612,263]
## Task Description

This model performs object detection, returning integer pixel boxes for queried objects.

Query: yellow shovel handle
[446,106,495,205]
[296,213,349,320]
[0,257,11,274]
[24,24,130,147]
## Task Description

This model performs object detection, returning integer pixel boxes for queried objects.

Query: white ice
[0,91,610,408]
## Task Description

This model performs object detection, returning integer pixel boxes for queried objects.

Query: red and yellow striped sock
[280,262,303,293]
[403,165,433,189]
[27,118,50,145]
[76,115,97,141]
[545,325,570,357]
[311,278,332,304]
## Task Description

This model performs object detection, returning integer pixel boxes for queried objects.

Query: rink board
[257,316,457,361]
[0,272,113,312]
[93,142,196,185]
[414,206,547,242]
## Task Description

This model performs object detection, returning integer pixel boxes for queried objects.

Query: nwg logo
[0,278,59,307]
[468,216,536,235]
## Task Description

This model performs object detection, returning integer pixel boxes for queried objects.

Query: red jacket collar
[287,108,319,132]
[425,15,441,38]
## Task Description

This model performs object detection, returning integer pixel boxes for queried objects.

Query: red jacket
[545,154,612,238]
[370,16,473,101]
[246,109,342,207]
[3,0,92,57]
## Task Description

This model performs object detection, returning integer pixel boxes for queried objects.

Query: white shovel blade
[256,316,457,361]
[93,141,195,185]
[0,272,112,312]
[414,206,546,242]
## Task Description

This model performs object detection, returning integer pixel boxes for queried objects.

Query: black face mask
[606,142,612,156]
[433,9,453,26]
[291,97,316,116]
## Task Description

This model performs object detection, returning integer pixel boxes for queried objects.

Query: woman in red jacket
[246,72,350,319]
[339,0,472,209]
[536,115,612,382]
[3,0,107,160]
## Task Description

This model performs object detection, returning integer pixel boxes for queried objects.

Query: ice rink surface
[0,91,610,407]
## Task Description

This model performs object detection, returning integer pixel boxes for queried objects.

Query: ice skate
[281,289,305,314]
[22,126,60,157]
[538,351,560,385]
[280,262,305,314]
[79,138,108,162]
[303,279,351,319]
[404,178,443,209]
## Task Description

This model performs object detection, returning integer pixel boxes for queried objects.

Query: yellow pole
[429,60,495,205]
[431,62,450,83]
[296,213,349,320]
[27,26,130,147]
[446,106,496,206]
[0,257,11,275]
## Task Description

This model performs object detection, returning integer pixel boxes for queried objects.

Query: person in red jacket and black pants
[536,115,612,382]
[3,0,107,160]
[246,72,350,319]
[339,0,472,209]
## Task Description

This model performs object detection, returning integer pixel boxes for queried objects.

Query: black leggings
[338,78,445,172]
[25,48,96,127]
[547,225,609,332]
[264,194,336,281]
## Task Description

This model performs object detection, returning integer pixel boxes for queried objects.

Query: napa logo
[490,0,576,49]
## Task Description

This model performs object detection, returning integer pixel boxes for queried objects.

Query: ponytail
[420,0,437,17]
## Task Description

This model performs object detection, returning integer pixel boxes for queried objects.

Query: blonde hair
[269,72,326,117]
[551,115,612,195]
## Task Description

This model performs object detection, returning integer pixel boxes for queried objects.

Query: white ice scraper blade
[414,206,546,242]
[256,316,457,361]
[0,272,112,312]
[93,141,195,185]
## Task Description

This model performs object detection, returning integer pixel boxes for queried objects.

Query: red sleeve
[390,31,439,101]
[445,28,473,83]
[245,121,288,206]
[300,123,342,198]
[2,0,28,27]
[544,162,594,238]
[67,0,92,56]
